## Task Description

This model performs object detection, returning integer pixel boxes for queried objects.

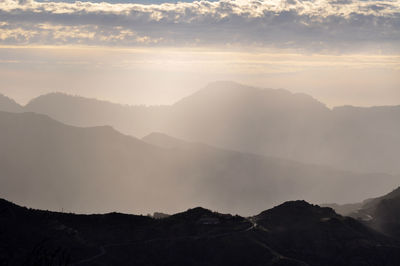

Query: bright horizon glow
[0,45,399,108]
[1,0,399,107]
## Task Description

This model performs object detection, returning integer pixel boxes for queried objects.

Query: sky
[0,0,399,107]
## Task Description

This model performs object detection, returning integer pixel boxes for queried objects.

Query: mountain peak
[0,93,23,113]
[256,200,338,223]
[175,81,329,113]
[202,81,259,93]
[170,207,215,221]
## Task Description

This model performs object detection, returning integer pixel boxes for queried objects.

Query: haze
[0,0,400,216]
[3,1,400,265]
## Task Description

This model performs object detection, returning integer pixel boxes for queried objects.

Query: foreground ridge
[1,198,400,266]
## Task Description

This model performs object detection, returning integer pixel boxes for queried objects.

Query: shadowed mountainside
[328,187,400,240]
[1,198,400,266]
[0,111,398,215]
[254,200,400,266]
[20,82,400,174]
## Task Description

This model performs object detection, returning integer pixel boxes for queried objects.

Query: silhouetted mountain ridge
[9,81,399,174]
[256,200,338,221]
[253,200,400,266]
[2,198,400,266]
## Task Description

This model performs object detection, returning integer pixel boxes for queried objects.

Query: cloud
[0,0,399,52]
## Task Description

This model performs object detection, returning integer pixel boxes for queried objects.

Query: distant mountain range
[1,197,400,266]
[1,81,399,265]
[0,111,398,215]
[2,81,399,174]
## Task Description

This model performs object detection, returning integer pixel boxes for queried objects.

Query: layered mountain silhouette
[254,200,400,266]
[327,187,400,240]
[15,82,400,174]
[1,198,400,266]
[1,81,399,266]
[0,111,398,215]
[0,93,23,113]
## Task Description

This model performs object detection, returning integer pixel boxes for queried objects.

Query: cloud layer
[0,0,399,51]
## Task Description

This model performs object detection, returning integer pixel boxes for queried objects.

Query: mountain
[349,187,400,239]
[0,111,398,215]
[254,201,400,266]
[365,189,400,239]
[1,198,400,266]
[0,93,23,113]
[24,92,168,135]
[326,187,400,240]
[22,82,400,174]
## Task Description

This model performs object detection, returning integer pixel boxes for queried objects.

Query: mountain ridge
[6,82,397,174]
[326,187,400,241]
[2,197,400,266]
[1,110,399,216]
